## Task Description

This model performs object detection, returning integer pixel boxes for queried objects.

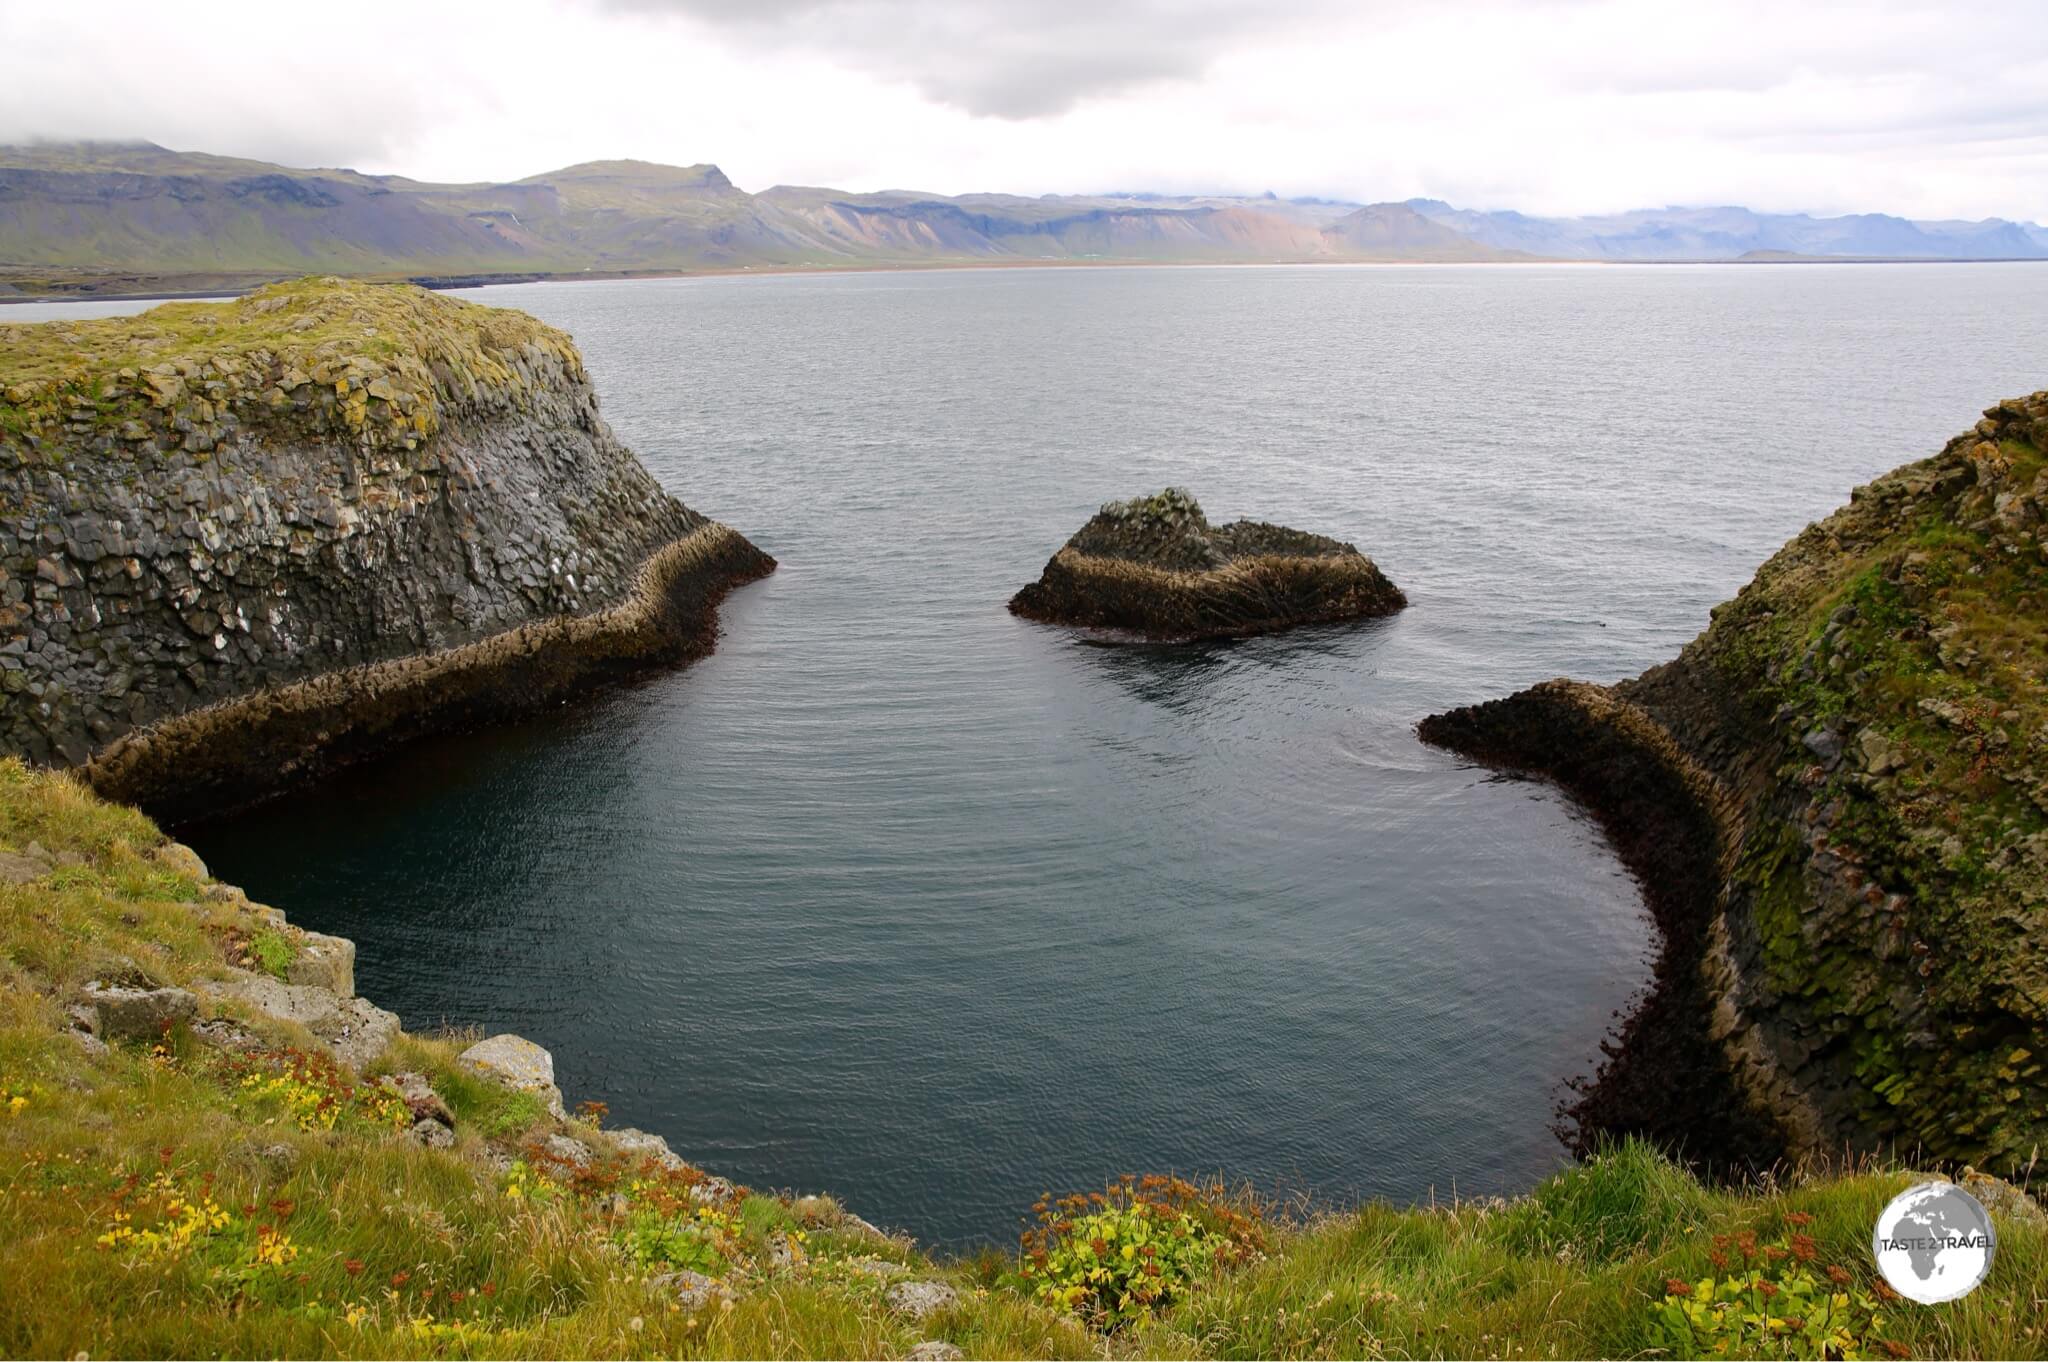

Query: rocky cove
[5,278,2042,1187]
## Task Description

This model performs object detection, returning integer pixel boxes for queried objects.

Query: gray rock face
[0,285,716,798]
[0,848,48,884]
[884,1280,959,1321]
[458,1033,565,1118]
[285,930,355,995]
[82,979,197,1041]
[608,1125,689,1170]
[202,971,399,1070]
[652,1269,731,1311]
[907,1343,964,1361]
[542,1133,593,1168]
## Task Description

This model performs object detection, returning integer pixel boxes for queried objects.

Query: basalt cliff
[1010,488,1405,640]
[0,277,773,818]
[1422,393,2048,1175]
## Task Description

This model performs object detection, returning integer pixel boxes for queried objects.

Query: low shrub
[1018,1174,1265,1327]
[1648,1216,1901,1360]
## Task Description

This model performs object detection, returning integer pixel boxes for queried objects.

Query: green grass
[2,757,2045,1357]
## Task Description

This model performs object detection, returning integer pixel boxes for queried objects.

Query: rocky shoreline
[1010,488,1405,640]
[1423,392,2048,1176]
[85,521,773,820]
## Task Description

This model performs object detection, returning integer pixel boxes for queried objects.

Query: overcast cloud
[0,0,2043,220]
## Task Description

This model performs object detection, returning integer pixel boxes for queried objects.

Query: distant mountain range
[1,141,2042,298]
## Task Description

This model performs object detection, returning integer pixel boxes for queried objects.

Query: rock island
[1008,487,1405,639]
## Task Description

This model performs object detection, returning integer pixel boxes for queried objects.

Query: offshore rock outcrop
[0,277,773,816]
[1009,488,1405,639]
[1422,392,2048,1175]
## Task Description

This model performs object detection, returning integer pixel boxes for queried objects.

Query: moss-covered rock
[1009,488,1405,639]
[1422,390,2048,1175]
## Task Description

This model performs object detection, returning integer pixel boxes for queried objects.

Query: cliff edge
[1422,392,2048,1174]
[0,278,773,816]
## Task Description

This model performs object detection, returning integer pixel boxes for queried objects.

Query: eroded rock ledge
[1009,488,1404,640]
[1,277,774,814]
[1422,392,2048,1175]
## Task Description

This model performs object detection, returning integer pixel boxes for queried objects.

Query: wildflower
[6,1094,27,1118]
[253,1226,298,1267]
[344,1258,364,1276]
[271,1198,295,1217]
[1757,1280,1781,1300]
[391,1270,412,1288]
[1827,1264,1854,1286]
[1783,1212,1814,1227]
[1664,1279,1693,1297]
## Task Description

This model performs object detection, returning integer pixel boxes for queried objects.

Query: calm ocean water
[23,263,2048,1245]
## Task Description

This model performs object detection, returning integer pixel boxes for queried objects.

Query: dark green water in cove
[109,263,2047,1247]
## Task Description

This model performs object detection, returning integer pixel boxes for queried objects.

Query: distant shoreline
[4,252,2045,306]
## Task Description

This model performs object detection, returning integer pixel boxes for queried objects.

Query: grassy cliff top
[2,759,2042,1357]
[0,278,584,454]
[1653,390,2048,1166]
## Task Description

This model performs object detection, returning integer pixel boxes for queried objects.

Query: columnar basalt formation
[1422,393,2048,1175]
[1009,488,1405,640]
[0,277,773,814]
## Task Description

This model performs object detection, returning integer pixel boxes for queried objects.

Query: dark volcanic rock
[1009,488,1404,639]
[1422,390,2048,1177]
[0,277,774,816]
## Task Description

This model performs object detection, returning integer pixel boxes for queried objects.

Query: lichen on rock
[1421,390,2048,1176]
[1008,487,1405,639]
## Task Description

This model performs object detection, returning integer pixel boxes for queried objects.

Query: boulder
[609,1125,689,1170]
[542,1133,593,1169]
[190,1017,262,1053]
[202,971,399,1070]
[82,979,198,1042]
[1960,1167,2046,1226]
[652,1269,732,1311]
[458,1033,565,1118]
[285,930,355,995]
[0,848,50,884]
[884,1280,958,1321]
[907,1344,964,1361]
[150,842,208,881]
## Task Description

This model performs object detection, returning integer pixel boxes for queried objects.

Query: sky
[2,0,2045,220]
